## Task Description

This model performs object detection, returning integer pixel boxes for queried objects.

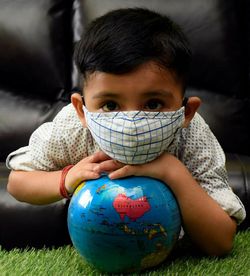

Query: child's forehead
[83,62,183,95]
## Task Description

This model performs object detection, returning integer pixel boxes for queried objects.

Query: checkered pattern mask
[83,106,185,164]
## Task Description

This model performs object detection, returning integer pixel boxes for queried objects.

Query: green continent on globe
[120,223,168,240]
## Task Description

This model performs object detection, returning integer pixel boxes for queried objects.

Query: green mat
[0,231,249,275]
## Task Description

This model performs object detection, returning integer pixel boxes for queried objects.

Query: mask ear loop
[182,97,188,107]
[174,97,188,160]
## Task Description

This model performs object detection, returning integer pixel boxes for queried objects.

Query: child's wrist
[59,165,74,199]
[162,157,191,187]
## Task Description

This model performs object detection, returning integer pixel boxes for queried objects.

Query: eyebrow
[92,90,172,99]
[92,91,118,99]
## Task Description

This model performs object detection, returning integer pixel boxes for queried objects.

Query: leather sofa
[0,0,249,250]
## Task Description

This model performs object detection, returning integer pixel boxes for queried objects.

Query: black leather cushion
[0,163,71,250]
[0,0,74,100]
[185,1,249,98]
[226,154,250,230]
[0,0,83,161]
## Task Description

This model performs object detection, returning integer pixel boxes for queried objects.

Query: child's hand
[98,152,185,185]
[112,153,188,184]
[65,151,121,193]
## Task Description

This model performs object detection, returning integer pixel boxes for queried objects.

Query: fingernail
[108,173,115,179]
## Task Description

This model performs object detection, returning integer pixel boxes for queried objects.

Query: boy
[6,8,245,256]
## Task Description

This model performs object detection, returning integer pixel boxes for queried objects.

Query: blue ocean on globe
[67,175,181,273]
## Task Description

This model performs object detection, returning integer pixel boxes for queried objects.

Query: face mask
[83,106,185,164]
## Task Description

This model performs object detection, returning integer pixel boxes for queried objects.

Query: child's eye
[102,101,119,112]
[145,100,163,111]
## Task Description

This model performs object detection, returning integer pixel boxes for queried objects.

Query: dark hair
[74,8,191,88]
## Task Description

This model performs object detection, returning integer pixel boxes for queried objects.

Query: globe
[67,175,181,273]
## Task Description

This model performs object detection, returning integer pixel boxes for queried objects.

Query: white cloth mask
[83,106,185,164]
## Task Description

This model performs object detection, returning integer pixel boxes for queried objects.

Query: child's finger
[88,151,111,163]
[108,165,137,179]
[94,159,123,173]
[83,170,101,180]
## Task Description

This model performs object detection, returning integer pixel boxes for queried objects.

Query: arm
[96,153,237,256]
[147,154,236,256]
[8,170,62,205]
[7,151,111,205]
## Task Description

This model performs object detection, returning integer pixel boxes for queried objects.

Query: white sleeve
[180,114,246,224]
[6,146,34,171]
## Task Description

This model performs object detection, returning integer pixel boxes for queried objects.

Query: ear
[183,97,201,128]
[71,93,87,127]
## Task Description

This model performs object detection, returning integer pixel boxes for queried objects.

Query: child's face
[71,61,200,128]
[83,61,184,112]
